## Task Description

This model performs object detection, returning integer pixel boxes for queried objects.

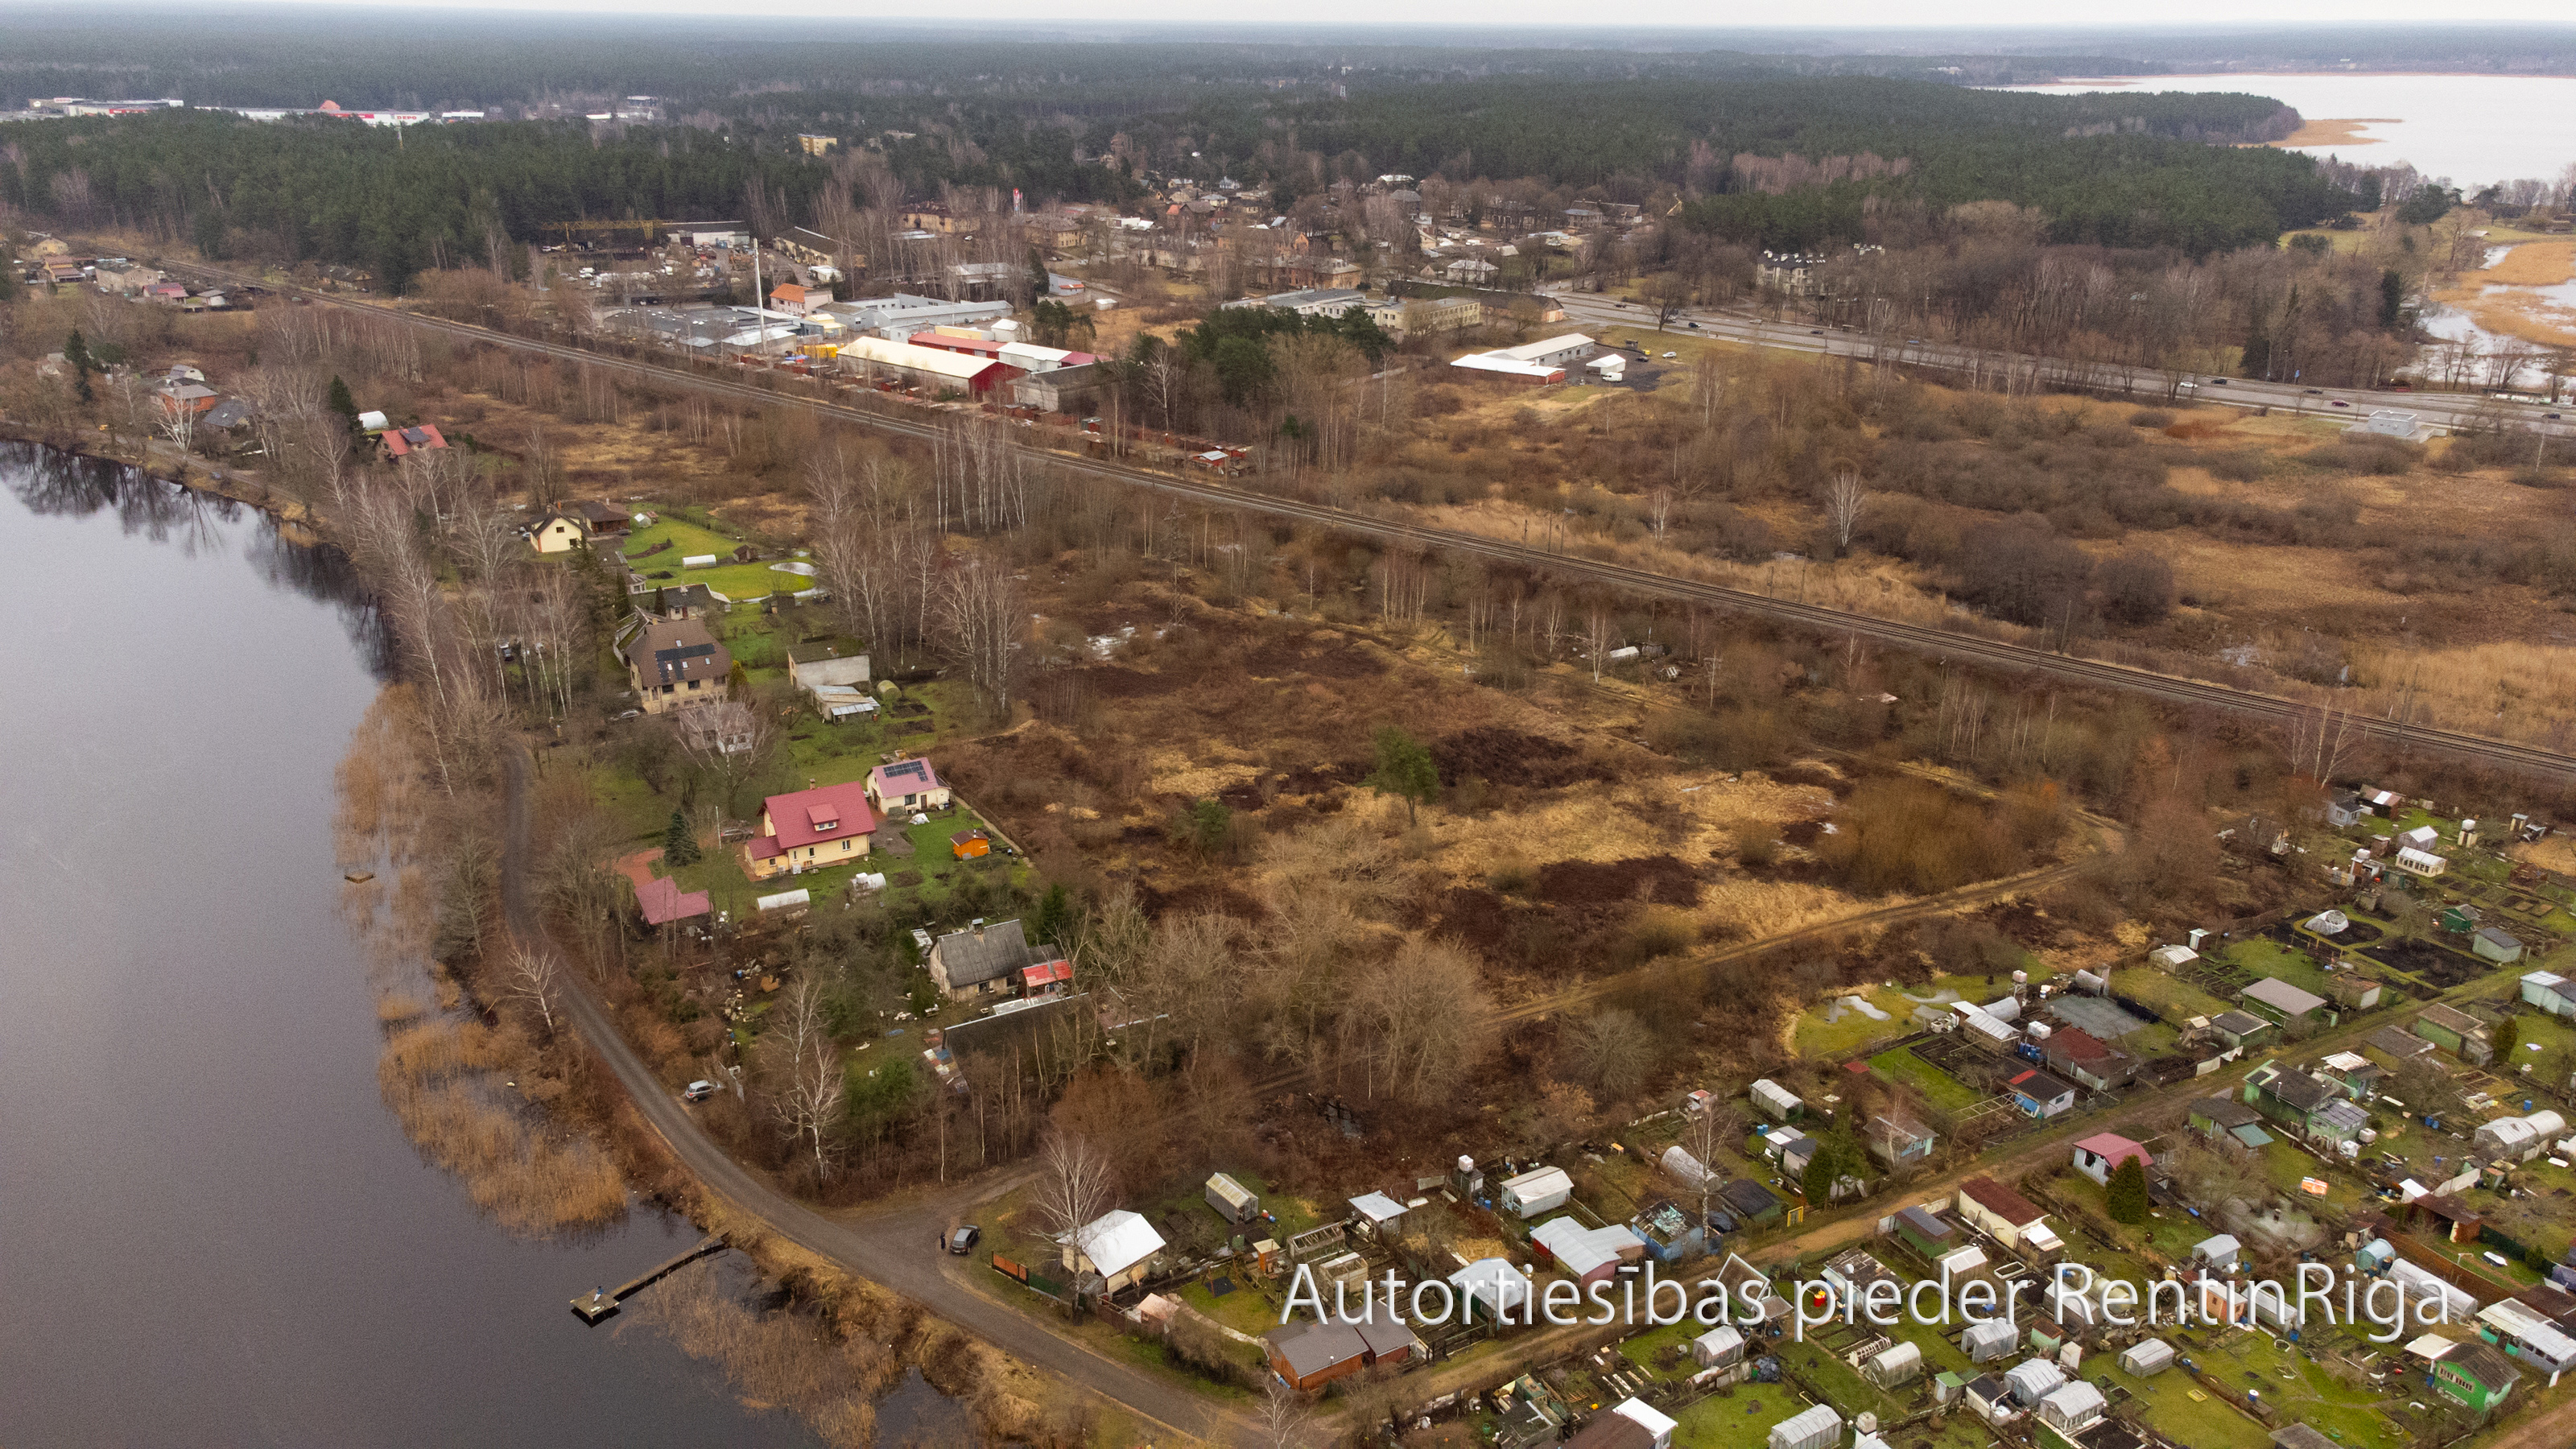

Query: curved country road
[502,749,1258,1447]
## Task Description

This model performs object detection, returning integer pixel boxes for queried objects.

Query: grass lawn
[1173,1276,1286,1340]
[2226,939,2339,1002]
[686,559,815,602]
[1793,986,1918,1062]
[1668,1381,1819,1449]
[2250,1139,2367,1216]
[620,515,739,565]
[1868,1046,1980,1113]
[2110,967,2236,1022]
[2095,1329,2411,1449]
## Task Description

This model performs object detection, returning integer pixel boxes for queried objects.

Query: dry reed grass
[1146,744,1263,799]
[2434,238,2576,348]
[1427,769,1870,938]
[620,1261,881,1449]
[377,1017,626,1234]
[1408,495,1978,634]
[376,993,431,1024]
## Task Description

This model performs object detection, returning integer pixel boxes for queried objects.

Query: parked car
[683,1080,716,1102]
[946,1224,982,1255]
[1662,351,1678,358]
[2209,378,2229,385]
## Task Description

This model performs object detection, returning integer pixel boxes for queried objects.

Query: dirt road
[500,748,1261,1447]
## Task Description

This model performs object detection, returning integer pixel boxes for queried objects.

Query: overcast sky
[238,0,2576,24]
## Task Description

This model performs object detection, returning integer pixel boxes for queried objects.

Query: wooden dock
[570,1232,729,1323]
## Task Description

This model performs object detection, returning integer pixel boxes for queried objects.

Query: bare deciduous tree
[159,393,197,457]
[507,941,564,1036]
[766,976,845,1180]
[2282,703,2362,785]
[1679,1095,1744,1230]
[934,551,1024,720]
[1823,469,1867,553]
[1034,1131,1114,1253]
[1257,1379,1315,1449]
[1350,938,1496,1106]
[1584,605,1618,683]
[671,698,775,814]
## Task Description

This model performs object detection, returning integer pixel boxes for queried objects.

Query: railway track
[175,262,2576,782]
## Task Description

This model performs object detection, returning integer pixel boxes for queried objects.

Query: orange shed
[949,828,991,861]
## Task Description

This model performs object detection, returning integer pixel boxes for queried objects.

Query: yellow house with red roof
[744,781,876,881]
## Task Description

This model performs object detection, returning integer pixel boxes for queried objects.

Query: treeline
[0,14,2164,113]
[2,113,825,291]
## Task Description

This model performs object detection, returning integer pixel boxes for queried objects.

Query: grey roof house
[927,919,1064,999]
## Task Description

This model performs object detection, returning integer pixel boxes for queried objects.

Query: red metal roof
[1022,959,1072,986]
[757,781,877,853]
[381,423,448,456]
[635,874,711,926]
[1959,1175,2046,1226]
[2073,1133,2149,1167]
[908,332,1005,357]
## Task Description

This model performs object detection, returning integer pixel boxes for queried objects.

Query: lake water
[2001,73,2576,188]
[0,446,836,1447]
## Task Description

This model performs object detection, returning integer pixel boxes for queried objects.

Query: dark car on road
[945,1224,981,1255]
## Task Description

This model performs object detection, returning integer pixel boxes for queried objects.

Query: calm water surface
[0,446,835,1447]
[2002,73,2576,187]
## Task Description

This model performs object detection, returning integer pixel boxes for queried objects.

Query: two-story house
[742,782,876,881]
[622,618,731,713]
[867,758,951,815]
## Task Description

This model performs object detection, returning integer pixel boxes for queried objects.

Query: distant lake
[1998,74,2576,188]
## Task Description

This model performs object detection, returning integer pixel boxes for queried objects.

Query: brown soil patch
[1435,725,1610,789]
[1426,886,1517,952]
[1240,631,1388,681]
[1536,855,1703,907]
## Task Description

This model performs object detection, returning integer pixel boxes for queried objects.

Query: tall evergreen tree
[2107,1155,2151,1224]
[663,809,701,867]
[327,374,361,433]
[62,328,95,402]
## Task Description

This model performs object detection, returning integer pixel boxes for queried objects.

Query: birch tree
[507,942,564,1037]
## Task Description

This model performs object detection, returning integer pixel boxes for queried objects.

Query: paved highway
[170,262,2576,781]
[1544,290,2573,438]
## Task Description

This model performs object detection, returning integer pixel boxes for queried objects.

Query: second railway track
[175,262,2576,782]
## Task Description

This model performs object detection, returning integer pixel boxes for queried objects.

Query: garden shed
[1766,1402,1843,1449]
[1498,1166,1574,1217]
[1862,1340,1924,1388]
[1963,1318,2017,1361]
[1690,1325,1744,1368]
[1751,1079,1804,1121]
[2120,1339,2175,1376]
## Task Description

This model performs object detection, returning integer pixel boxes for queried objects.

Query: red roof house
[634,874,712,927]
[380,423,448,457]
[744,781,877,881]
[2070,1133,2151,1187]
[866,758,950,812]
